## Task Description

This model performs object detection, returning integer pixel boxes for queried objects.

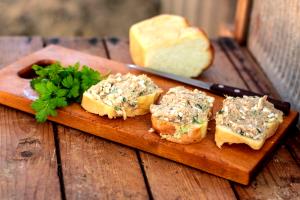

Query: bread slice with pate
[81,73,163,119]
[150,86,214,144]
[215,95,283,150]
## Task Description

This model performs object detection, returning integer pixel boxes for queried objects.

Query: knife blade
[127,64,290,115]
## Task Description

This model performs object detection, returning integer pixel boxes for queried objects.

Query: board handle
[210,83,290,115]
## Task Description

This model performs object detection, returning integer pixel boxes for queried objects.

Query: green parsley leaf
[62,75,74,88]
[30,62,105,122]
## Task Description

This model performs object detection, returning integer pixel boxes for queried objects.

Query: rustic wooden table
[0,36,299,200]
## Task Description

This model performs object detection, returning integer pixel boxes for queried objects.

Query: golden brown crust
[151,116,208,144]
[193,28,214,76]
[151,115,176,135]
[129,14,214,78]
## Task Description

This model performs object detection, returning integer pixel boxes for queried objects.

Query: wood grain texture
[219,38,280,98]
[234,0,251,44]
[0,37,61,199]
[286,128,300,167]
[44,37,149,199]
[248,0,300,126]
[141,153,236,200]
[105,37,237,199]
[220,37,300,199]
[0,37,43,69]
[234,147,300,200]
[57,127,148,199]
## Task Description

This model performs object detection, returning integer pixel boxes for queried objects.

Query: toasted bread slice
[81,73,163,119]
[215,96,283,150]
[150,86,214,144]
[129,14,213,78]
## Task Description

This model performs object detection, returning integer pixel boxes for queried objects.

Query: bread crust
[81,89,162,119]
[151,116,208,144]
[129,14,214,77]
[215,121,281,150]
[192,28,214,76]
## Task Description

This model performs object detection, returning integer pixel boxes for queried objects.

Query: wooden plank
[0,37,61,199]
[234,0,251,44]
[218,37,280,97]
[141,154,236,200]
[234,147,300,199]
[105,37,237,199]
[247,0,300,124]
[45,37,149,199]
[0,37,43,69]
[220,37,300,199]
[286,128,300,166]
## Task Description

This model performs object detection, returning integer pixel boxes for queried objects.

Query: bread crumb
[148,128,155,133]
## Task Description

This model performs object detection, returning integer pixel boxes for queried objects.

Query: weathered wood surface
[1,43,297,186]
[233,0,251,44]
[0,36,299,199]
[248,0,300,126]
[45,37,149,200]
[0,37,61,199]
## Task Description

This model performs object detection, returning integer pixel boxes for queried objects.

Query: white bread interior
[129,14,213,78]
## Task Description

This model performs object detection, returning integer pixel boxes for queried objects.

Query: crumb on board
[148,128,155,133]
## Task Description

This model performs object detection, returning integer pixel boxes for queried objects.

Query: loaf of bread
[150,86,214,144]
[129,14,213,78]
[81,73,163,119]
[215,96,283,150]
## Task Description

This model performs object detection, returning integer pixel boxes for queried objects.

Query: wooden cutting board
[0,45,298,185]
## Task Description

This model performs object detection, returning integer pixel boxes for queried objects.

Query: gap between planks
[42,37,67,200]
[102,38,154,199]
[0,37,61,200]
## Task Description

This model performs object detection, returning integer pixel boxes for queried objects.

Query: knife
[127,64,290,115]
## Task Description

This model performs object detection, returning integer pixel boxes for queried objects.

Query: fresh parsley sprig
[30,62,103,122]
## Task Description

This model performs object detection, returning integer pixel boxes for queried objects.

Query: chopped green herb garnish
[217,110,224,114]
[192,117,203,124]
[114,106,121,111]
[256,128,262,133]
[238,130,245,135]
[177,115,183,120]
[178,126,189,134]
[30,62,104,122]
[195,104,203,109]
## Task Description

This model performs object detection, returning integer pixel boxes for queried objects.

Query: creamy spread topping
[216,95,283,140]
[150,86,214,124]
[87,73,160,116]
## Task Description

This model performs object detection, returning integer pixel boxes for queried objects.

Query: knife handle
[210,83,290,115]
